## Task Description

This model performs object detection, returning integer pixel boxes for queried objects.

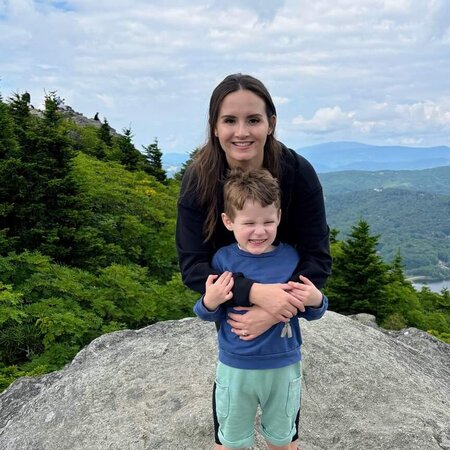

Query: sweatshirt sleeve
[298,294,328,321]
[193,296,226,322]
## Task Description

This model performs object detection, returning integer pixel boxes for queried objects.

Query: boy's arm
[298,294,328,321]
[193,272,233,322]
[193,296,225,322]
[288,275,328,321]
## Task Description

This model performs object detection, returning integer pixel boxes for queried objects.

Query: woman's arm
[278,149,332,289]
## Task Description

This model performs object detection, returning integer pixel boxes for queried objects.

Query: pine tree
[174,147,199,181]
[0,95,22,253]
[98,118,113,147]
[325,219,388,316]
[0,94,20,158]
[143,138,166,183]
[7,92,31,149]
[1,92,79,262]
[118,127,140,171]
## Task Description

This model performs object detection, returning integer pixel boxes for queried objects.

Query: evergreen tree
[1,93,79,262]
[0,94,20,159]
[380,250,421,328]
[143,138,166,183]
[118,127,140,171]
[325,219,388,316]
[0,95,22,253]
[98,118,113,147]
[7,92,31,149]
[174,147,199,181]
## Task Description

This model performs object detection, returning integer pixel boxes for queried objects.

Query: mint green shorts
[214,361,302,449]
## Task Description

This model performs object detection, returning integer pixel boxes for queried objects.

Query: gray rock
[1,312,449,450]
[349,313,379,328]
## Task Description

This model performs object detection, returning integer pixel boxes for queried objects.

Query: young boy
[193,168,328,450]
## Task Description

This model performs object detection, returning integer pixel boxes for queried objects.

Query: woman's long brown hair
[184,73,282,242]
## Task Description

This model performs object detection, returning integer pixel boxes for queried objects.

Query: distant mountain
[296,141,450,172]
[162,142,450,175]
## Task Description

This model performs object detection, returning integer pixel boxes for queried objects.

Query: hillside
[325,188,450,279]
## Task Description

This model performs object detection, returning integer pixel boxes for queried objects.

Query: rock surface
[1,311,449,450]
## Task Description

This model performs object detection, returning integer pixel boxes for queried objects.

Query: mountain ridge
[162,141,450,174]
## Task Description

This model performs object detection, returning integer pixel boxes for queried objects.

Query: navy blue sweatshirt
[193,242,328,369]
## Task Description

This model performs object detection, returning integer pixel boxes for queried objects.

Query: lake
[412,279,450,293]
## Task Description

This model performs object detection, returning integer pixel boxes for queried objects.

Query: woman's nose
[235,121,249,137]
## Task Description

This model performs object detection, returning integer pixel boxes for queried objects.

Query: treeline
[0,92,449,393]
[0,93,197,391]
[324,221,450,343]
[319,166,450,280]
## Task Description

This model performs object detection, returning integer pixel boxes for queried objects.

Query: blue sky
[1,0,449,154]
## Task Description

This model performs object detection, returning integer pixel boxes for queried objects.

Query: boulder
[1,312,449,450]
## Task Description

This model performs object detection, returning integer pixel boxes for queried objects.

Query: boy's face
[221,200,280,255]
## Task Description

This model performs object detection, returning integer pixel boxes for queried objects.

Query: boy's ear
[277,209,282,225]
[221,212,234,231]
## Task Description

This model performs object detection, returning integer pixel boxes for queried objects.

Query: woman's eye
[224,118,235,124]
[249,118,260,124]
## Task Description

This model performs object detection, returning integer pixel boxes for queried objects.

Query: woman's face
[214,89,275,170]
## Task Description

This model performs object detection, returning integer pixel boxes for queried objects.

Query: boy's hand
[203,271,234,311]
[287,275,323,308]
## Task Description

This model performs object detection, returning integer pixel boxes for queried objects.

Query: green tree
[325,219,388,315]
[143,138,166,183]
[174,147,199,181]
[0,95,22,253]
[118,127,140,171]
[7,92,31,149]
[98,118,113,147]
[1,93,79,262]
[379,251,423,329]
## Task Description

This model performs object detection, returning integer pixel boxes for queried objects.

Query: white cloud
[0,0,449,151]
[293,107,355,133]
[273,96,290,105]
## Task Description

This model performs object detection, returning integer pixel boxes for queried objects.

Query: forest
[0,93,449,392]
[320,167,450,279]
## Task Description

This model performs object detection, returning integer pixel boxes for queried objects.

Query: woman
[176,73,331,448]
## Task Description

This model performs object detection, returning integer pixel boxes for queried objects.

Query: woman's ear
[268,115,276,135]
[221,212,234,231]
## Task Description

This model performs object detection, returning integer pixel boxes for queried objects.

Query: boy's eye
[264,221,275,224]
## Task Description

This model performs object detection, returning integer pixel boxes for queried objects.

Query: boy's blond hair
[223,168,281,220]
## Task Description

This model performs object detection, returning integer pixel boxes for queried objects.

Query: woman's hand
[287,275,323,308]
[227,306,279,341]
[249,283,305,322]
